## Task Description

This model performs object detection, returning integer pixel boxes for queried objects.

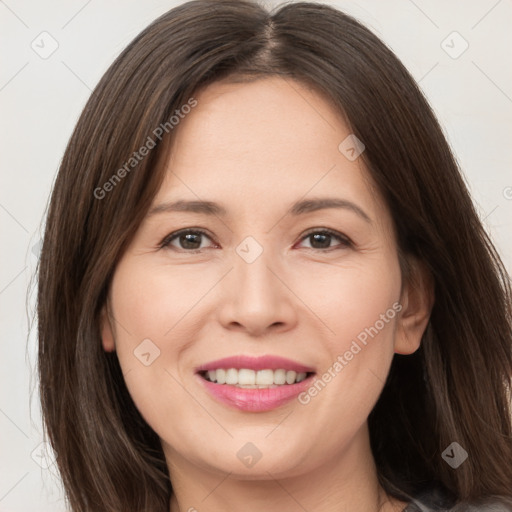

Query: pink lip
[195,355,315,373]
[195,355,316,412]
[197,374,315,412]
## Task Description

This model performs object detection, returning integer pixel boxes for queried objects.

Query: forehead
[155,77,387,225]
[168,77,349,172]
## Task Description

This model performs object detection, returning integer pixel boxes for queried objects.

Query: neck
[166,423,407,512]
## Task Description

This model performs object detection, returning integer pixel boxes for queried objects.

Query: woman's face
[101,76,426,480]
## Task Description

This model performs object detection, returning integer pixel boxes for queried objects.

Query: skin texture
[101,77,433,512]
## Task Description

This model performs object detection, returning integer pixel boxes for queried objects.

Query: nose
[217,248,298,337]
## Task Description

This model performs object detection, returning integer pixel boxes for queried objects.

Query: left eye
[297,229,351,250]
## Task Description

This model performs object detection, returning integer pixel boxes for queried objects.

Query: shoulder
[404,496,512,512]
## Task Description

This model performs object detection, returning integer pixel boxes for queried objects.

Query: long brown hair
[37,1,512,510]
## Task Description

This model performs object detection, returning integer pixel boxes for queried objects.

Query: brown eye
[161,229,216,251]
[298,229,352,251]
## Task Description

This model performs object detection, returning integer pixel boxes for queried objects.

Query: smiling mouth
[198,368,315,388]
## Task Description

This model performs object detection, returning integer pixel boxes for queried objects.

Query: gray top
[403,496,512,511]
[404,503,512,511]
[397,485,512,511]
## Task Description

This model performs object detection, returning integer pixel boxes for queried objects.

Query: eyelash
[158,227,353,253]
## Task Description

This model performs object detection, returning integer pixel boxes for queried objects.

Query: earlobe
[100,303,116,352]
[394,257,435,355]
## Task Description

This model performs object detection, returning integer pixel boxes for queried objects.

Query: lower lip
[197,374,314,412]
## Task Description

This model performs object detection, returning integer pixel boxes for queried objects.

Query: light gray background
[1,1,511,510]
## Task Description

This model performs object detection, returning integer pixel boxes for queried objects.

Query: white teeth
[256,369,274,386]
[225,368,238,385]
[285,370,297,384]
[238,369,256,385]
[296,372,307,382]
[203,368,311,386]
[216,368,226,384]
[273,369,286,385]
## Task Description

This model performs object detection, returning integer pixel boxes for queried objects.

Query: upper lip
[195,355,315,373]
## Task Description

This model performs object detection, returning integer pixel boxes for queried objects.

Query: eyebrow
[147,197,372,224]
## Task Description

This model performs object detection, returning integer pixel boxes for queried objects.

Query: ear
[394,257,434,355]
[99,301,116,352]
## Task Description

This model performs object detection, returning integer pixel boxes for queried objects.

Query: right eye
[159,228,218,252]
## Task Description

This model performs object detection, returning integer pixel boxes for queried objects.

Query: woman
[37,1,512,511]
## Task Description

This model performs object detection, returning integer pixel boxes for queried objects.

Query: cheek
[107,258,225,410]
[293,254,401,348]
[107,263,197,433]
[110,261,211,344]
[292,255,401,423]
